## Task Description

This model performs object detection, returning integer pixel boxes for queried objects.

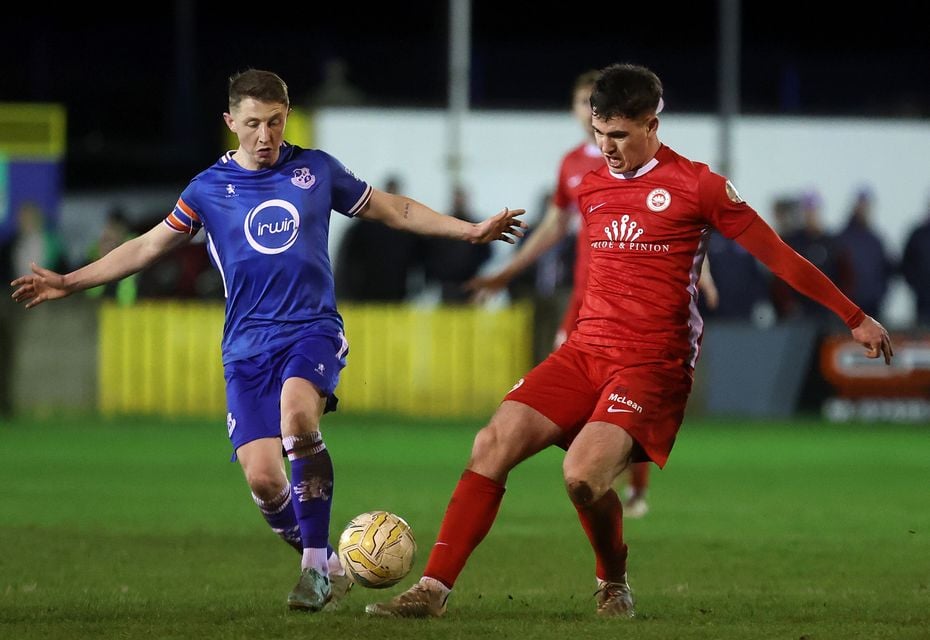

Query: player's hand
[463,271,511,303]
[851,315,893,365]
[469,207,527,244]
[10,263,72,309]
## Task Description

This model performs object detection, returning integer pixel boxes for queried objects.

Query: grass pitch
[1,413,927,639]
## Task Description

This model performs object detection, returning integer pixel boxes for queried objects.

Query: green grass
[1,413,928,639]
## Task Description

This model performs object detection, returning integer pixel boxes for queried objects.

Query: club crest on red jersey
[646,188,671,212]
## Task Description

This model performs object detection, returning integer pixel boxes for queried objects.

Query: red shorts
[504,341,693,468]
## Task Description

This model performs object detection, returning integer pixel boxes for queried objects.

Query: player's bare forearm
[11,224,188,309]
[71,226,187,290]
[361,190,526,244]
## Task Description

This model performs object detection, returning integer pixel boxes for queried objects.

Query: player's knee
[469,425,499,464]
[468,424,519,478]
[565,476,595,507]
[246,469,288,501]
[564,475,608,508]
[280,406,318,434]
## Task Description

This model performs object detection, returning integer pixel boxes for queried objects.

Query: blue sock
[284,433,334,551]
[252,484,301,552]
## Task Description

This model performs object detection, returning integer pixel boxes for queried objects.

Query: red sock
[631,462,650,495]
[423,469,505,588]
[575,489,628,582]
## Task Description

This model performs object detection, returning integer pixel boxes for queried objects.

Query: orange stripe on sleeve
[176,198,202,222]
[165,213,191,233]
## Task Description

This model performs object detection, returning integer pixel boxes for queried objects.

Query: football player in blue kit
[10,68,526,612]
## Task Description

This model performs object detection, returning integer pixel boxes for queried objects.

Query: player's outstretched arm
[465,200,571,297]
[358,189,526,245]
[10,224,191,309]
[733,216,893,364]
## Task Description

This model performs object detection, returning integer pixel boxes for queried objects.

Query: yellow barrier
[98,301,534,418]
[98,301,226,416]
[0,103,66,159]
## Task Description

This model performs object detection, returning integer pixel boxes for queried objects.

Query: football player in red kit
[369,63,893,620]
[467,69,709,517]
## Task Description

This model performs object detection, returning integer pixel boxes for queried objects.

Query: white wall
[315,108,930,326]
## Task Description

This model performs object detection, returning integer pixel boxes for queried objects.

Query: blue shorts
[223,331,348,460]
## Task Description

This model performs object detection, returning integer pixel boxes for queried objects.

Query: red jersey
[572,144,758,366]
[552,141,604,295]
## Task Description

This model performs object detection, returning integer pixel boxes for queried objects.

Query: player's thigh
[503,342,602,445]
[588,354,693,468]
[563,421,635,495]
[280,376,327,437]
[279,332,347,436]
[468,400,564,480]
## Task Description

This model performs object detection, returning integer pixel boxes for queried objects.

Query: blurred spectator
[834,186,892,319]
[422,186,492,303]
[335,175,420,302]
[771,190,848,325]
[0,201,65,418]
[901,199,930,326]
[11,201,67,276]
[772,196,802,237]
[700,230,768,321]
[86,207,138,306]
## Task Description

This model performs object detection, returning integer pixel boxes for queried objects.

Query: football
[337,510,417,588]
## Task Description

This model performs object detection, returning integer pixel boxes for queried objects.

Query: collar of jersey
[220,143,293,170]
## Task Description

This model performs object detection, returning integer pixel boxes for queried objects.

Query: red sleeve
[733,216,865,329]
[552,156,572,209]
[698,170,757,239]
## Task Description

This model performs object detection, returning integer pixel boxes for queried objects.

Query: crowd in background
[333,177,491,305]
[2,180,930,328]
[701,185,927,329]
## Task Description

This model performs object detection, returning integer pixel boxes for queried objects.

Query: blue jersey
[164,143,371,364]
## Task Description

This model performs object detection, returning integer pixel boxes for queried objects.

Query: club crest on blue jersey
[243,199,301,255]
[291,167,317,190]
